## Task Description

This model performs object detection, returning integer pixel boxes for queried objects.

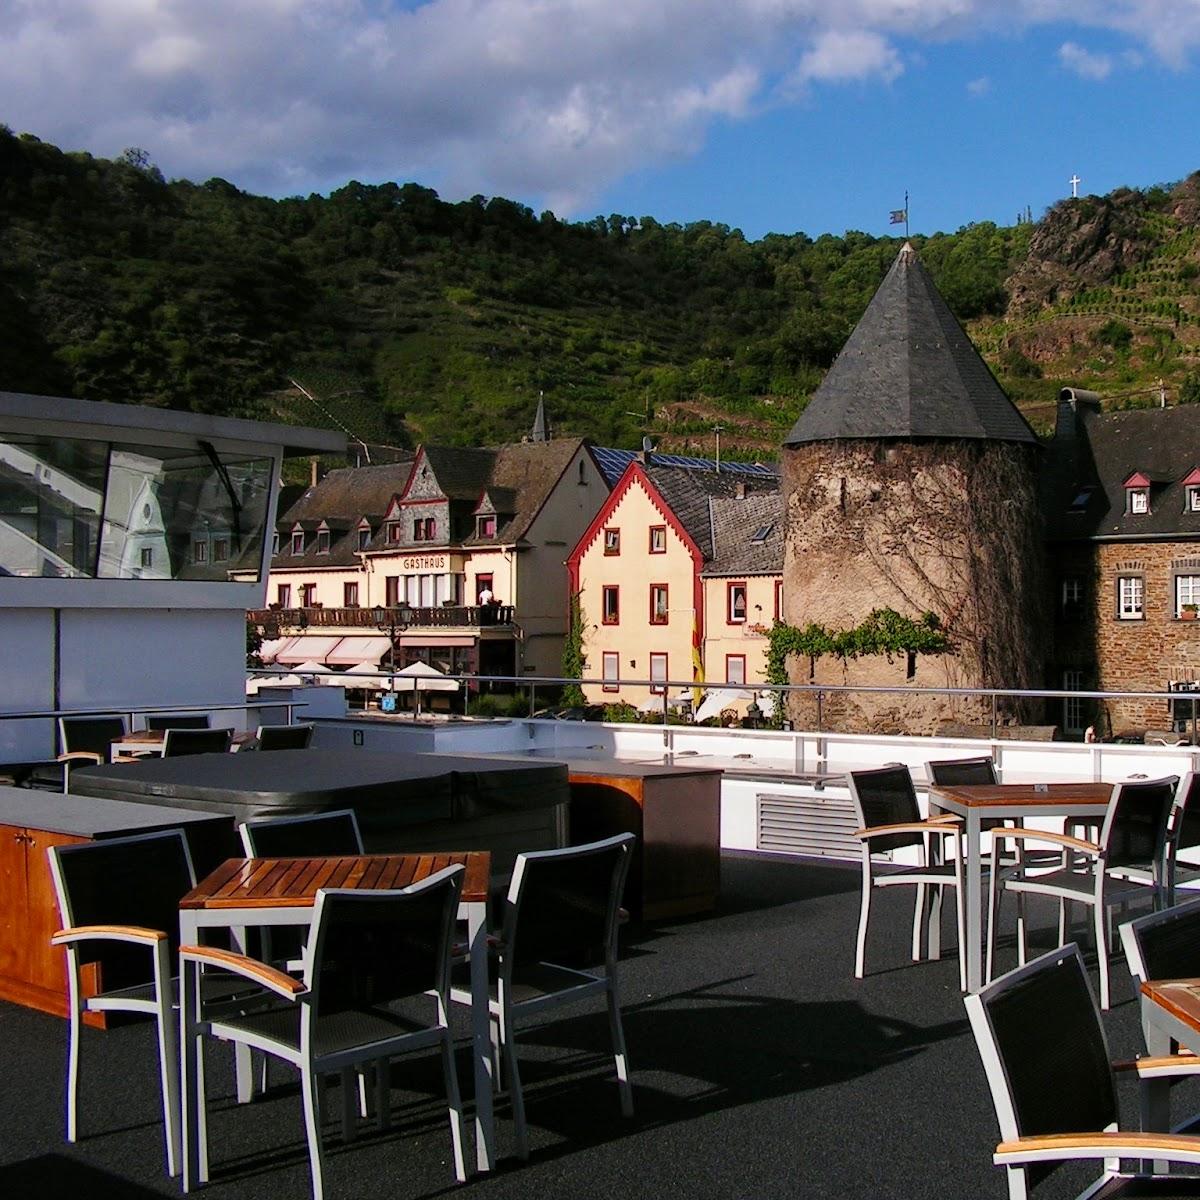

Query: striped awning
[274,635,343,665]
[325,635,394,666]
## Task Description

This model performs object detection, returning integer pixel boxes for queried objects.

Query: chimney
[734,481,747,500]
[1054,387,1102,442]
[310,457,319,487]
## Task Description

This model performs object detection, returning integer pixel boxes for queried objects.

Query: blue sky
[3,3,1199,241]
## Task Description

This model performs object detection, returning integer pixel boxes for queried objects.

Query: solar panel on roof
[593,446,778,487]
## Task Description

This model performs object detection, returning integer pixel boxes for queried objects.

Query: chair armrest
[57,751,104,764]
[180,944,308,1001]
[854,820,962,840]
[52,924,166,947]
[995,1131,1200,1166]
[1113,1053,1200,1078]
[927,813,961,825]
[992,828,1100,855]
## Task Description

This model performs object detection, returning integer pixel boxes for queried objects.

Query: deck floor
[0,852,1183,1200]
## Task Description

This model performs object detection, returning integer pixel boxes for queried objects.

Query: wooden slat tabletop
[181,851,491,909]
[932,782,1113,809]
[1141,979,1200,1033]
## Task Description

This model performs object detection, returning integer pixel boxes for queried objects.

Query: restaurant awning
[258,637,295,664]
[325,635,393,666]
[274,636,343,665]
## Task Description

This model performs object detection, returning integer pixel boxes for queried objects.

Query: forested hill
[4,127,1200,458]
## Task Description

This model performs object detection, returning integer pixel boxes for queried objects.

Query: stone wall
[781,438,1045,734]
[1055,539,1200,734]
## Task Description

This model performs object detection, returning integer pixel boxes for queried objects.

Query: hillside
[2,126,1199,456]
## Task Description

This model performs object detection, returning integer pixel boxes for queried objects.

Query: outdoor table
[1137,978,1200,1159]
[930,782,1113,993]
[108,730,252,760]
[178,850,495,1188]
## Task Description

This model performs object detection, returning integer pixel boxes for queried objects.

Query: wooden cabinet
[567,763,722,921]
[0,823,88,1017]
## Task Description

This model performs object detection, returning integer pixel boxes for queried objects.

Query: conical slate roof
[783,244,1036,445]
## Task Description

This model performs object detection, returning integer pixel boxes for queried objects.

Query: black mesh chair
[966,943,1200,1199]
[452,833,636,1160]
[1168,773,1200,906]
[1120,894,1200,986]
[21,715,129,791]
[239,809,363,859]
[48,830,197,1177]
[180,865,468,1199]
[147,714,211,731]
[848,765,965,987]
[162,727,233,757]
[255,724,315,751]
[991,777,1178,1009]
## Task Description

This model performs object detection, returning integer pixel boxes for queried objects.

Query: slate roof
[1044,402,1200,541]
[273,461,414,568]
[703,492,784,576]
[420,445,497,501]
[783,243,1036,446]
[641,462,779,563]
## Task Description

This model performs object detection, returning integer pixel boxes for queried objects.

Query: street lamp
[372,604,409,704]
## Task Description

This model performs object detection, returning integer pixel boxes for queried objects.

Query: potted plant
[1182,604,1199,621]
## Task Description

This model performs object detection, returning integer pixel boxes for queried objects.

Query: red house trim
[1123,470,1152,489]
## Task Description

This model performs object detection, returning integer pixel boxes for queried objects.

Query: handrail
[0,700,301,722]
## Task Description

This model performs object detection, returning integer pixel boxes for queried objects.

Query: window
[477,515,497,538]
[726,654,746,685]
[650,584,668,624]
[475,573,494,603]
[1062,668,1085,735]
[343,581,359,607]
[751,523,774,543]
[277,584,291,608]
[602,651,620,692]
[649,652,668,694]
[413,519,426,541]
[1062,577,1083,617]
[291,530,305,554]
[774,579,783,621]
[357,526,371,551]
[578,460,587,485]
[140,547,154,570]
[1189,487,1200,513]
[604,528,620,555]
[602,585,620,624]
[727,582,747,624]
[384,575,399,606]
[316,529,330,554]
[1129,489,1149,514]
[1177,574,1200,618]
[649,525,666,554]
[211,537,229,562]
[300,583,317,607]
[386,521,401,544]
[1117,575,1144,620]
[192,539,208,564]
[272,532,280,555]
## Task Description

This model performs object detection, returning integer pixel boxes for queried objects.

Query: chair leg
[375,1061,390,1130]
[439,1031,467,1183]
[985,868,1001,985]
[606,980,634,1118]
[855,856,872,979]
[153,945,182,1178]
[498,1000,528,1161]
[300,1067,327,1200]
[1058,898,1068,947]
[1095,902,1110,1011]
[1016,893,1028,967]
[911,881,927,962]
[340,1068,357,1143]
[65,970,82,1144]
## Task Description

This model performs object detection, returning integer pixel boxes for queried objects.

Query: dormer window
[357,525,371,551]
[387,520,401,544]
[1124,471,1152,515]
[316,529,330,554]
[1189,487,1200,514]
[1183,469,1200,513]
[291,530,305,554]
[272,532,280,555]
[477,515,497,538]
[413,517,435,542]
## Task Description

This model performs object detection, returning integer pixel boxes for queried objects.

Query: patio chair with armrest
[965,943,1200,1200]
[47,830,217,1178]
[162,727,233,757]
[848,765,966,988]
[239,809,364,859]
[990,776,1178,1010]
[1120,893,1200,987]
[1167,773,1200,906]
[255,723,315,751]
[451,832,636,1160]
[179,865,468,1200]
[20,715,129,791]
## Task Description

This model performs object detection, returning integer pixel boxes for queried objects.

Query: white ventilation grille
[757,791,861,859]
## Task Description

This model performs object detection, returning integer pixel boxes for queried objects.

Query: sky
[4,1,1200,241]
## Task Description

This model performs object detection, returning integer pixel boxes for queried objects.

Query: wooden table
[109,729,252,760]
[1138,978,1200,1149]
[178,851,495,1188]
[930,782,1114,993]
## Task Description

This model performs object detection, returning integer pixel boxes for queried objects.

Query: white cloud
[1058,41,1113,80]
[0,1,1194,214]
[966,74,992,95]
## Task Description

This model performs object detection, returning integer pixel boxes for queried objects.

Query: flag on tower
[889,209,907,225]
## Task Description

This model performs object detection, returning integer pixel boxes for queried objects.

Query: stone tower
[780,243,1044,734]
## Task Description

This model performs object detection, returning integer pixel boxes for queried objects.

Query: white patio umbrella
[693,686,755,724]
[340,661,388,690]
[392,661,460,719]
[290,660,331,676]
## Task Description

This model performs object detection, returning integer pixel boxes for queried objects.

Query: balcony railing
[249,605,516,631]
